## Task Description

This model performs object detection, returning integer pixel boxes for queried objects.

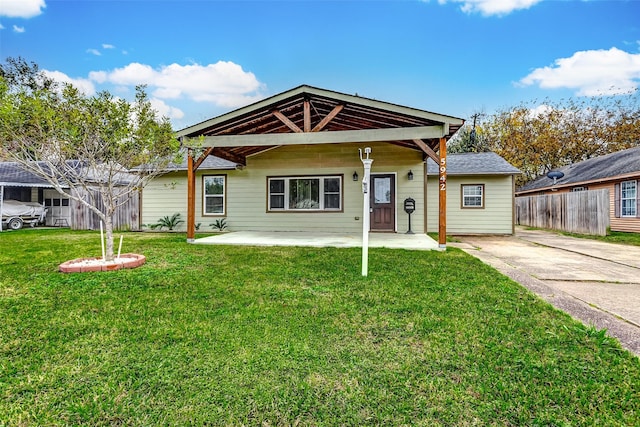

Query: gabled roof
[177,85,465,166]
[517,146,640,194]
[427,152,521,176]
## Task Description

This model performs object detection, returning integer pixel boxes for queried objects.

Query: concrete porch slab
[193,231,440,251]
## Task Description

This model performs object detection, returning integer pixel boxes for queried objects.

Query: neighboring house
[426,152,521,234]
[516,146,640,233]
[0,161,140,230]
[142,85,519,240]
[0,162,72,227]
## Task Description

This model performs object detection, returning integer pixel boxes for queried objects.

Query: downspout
[512,175,516,234]
[423,162,428,234]
[187,148,196,243]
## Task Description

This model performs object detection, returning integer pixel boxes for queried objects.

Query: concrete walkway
[452,228,640,356]
[194,231,440,251]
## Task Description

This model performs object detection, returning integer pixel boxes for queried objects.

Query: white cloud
[92,61,265,108]
[436,0,542,16]
[102,44,115,49]
[43,70,96,96]
[86,48,101,56]
[12,24,24,33]
[149,98,184,120]
[88,70,108,84]
[0,23,4,30]
[519,47,640,96]
[0,0,46,18]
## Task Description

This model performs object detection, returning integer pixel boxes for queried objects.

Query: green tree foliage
[447,113,490,154]
[0,57,181,260]
[480,93,640,185]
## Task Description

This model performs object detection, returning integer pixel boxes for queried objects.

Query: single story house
[426,152,521,234]
[142,85,520,242]
[516,146,640,233]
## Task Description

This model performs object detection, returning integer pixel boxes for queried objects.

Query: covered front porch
[194,231,440,251]
[176,85,464,249]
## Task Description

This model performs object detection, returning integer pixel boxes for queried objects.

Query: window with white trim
[268,176,342,211]
[621,180,637,217]
[461,184,484,208]
[203,175,225,215]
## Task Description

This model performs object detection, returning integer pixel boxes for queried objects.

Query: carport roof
[0,162,58,187]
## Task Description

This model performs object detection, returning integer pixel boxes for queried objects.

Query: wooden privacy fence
[516,189,610,236]
[70,188,140,231]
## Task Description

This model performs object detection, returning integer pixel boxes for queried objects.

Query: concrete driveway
[453,228,640,356]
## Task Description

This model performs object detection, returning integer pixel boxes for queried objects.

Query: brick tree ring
[58,254,146,273]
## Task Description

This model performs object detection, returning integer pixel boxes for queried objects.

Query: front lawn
[1,229,639,425]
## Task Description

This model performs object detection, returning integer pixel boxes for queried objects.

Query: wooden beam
[187,149,196,242]
[187,125,446,148]
[312,104,344,132]
[272,109,303,133]
[438,137,447,249]
[193,147,215,170]
[412,139,439,164]
[211,148,246,166]
[303,99,311,132]
[176,85,464,138]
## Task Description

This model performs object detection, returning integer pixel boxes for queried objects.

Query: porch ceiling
[177,85,464,165]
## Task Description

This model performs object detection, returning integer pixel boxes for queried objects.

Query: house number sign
[439,158,446,191]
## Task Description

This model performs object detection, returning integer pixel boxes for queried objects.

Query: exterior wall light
[408,170,414,181]
[353,171,359,181]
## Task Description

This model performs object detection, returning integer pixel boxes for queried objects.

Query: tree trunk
[104,214,115,261]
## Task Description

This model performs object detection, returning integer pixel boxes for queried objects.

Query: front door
[370,174,395,231]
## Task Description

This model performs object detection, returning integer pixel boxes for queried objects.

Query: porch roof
[177,85,464,165]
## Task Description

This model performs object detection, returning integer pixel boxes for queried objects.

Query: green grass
[1,229,639,426]
[523,226,640,247]
[564,230,640,247]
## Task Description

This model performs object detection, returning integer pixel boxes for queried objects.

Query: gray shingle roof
[426,152,521,176]
[517,146,640,193]
[163,153,238,171]
[0,162,57,187]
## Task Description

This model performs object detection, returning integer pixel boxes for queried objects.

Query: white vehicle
[1,200,48,230]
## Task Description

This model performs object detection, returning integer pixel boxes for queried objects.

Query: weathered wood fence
[515,189,610,236]
[70,188,140,231]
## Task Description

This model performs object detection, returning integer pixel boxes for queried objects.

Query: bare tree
[0,57,181,260]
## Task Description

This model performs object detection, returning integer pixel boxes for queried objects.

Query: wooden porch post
[438,137,447,249]
[187,148,196,242]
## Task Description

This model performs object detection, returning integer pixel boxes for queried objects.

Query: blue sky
[1,0,639,130]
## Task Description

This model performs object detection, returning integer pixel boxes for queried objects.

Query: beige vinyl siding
[426,175,515,234]
[141,172,191,231]
[593,181,640,234]
[142,142,425,233]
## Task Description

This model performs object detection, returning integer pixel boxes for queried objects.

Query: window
[268,176,342,211]
[461,184,484,208]
[571,186,587,192]
[203,175,225,215]
[621,180,637,217]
